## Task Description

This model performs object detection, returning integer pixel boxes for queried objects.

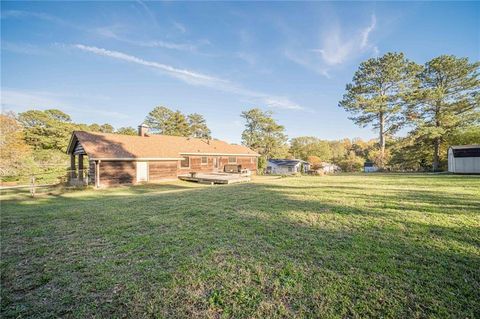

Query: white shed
[266,159,310,175]
[448,145,480,174]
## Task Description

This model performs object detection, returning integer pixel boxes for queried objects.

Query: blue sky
[1,1,479,143]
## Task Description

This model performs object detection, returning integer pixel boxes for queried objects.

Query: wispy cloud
[95,26,199,52]
[74,44,304,111]
[285,14,378,76]
[74,44,221,85]
[313,14,377,66]
[360,15,376,49]
[173,21,187,34]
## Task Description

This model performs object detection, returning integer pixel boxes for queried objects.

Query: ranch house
[66,125,259,187]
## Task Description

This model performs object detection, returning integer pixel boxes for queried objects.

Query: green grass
[1,174,479,318]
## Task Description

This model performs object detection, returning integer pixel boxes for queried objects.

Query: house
[364,161,379,173]
[266,159,310,175]
[448,145,480,174]
[319,162,340,174]
[66,125,259,187]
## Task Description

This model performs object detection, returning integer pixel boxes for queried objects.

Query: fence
[1,168,90,198]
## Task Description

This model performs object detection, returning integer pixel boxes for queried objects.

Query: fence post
[30,175,36,198]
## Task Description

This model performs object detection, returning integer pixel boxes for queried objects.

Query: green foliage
[241,108,288,159]
[145,106,211,138]
[188,113,211,139]
[256,156,267,174]
[339,52,421,164]
[338,151,364,172]
[116,126,138,136]
[17,109,77,151]
[406,55,480,170]
[290,136,332,161]
[0,113,36,178]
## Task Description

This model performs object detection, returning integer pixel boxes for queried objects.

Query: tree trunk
[432,137,440,171]
[379,112,385,167]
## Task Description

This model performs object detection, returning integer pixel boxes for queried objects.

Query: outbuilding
[448,145,480,174]
[266,159,310,175]
[66,125,259,187]
[364,161,379,173]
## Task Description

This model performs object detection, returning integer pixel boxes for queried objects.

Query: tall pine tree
[407,55,479,171]
[339,52,420,167]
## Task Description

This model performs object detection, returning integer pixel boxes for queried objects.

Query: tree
[406,55,480,171]
[307,155,322,169]
[145,106,176,134]
[241,108,288,159]
[339,52,420,166]
[99,124,114,133]
[0,113,35,178]
[188,113,211,139]
[290,136,332,161]
[338,151,364,172]
[145,106,210,137]
[116,127,138,136]
[18,109,75,151]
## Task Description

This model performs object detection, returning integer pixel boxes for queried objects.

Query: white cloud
[74,44,304,111]
[173,21,187,33]
[263,97,303,110]
[360,15,377,49]
[74,44,222,85]
[314,14,377,66]
[285,14,378,76]
[95,26,198,52]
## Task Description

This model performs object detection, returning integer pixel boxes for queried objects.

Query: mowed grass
[1,174,479,318]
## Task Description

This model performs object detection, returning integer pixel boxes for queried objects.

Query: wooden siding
[88,160,96,185]
[149,161,178,180]
[99,161,135,186]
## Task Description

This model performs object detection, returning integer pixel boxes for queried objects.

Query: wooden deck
[178,173,251,184]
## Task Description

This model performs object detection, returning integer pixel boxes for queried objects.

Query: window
[288,166,294,172]
[251,157,255,164]
[201,156,208,165]
[180,157,190,168]
[228,156,237,164]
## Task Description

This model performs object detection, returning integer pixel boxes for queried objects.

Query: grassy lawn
[1,174,479,318]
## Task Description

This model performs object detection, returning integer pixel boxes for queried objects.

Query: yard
[1,174,479,318]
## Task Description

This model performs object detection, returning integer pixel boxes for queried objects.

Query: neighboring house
[319,162,340,174]
[66,125,259,187]
[266,159,310,175]
[364,161,379,172]
[448,145,480,174]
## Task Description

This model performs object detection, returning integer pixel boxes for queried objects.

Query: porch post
[70,154,76,180]
[95,160,101,188]
[78,154,84,181]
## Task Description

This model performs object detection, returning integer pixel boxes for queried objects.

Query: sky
[1,1,479,143]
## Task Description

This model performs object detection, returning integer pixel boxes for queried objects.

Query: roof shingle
[69,131,259,159]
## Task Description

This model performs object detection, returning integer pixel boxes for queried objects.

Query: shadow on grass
[1,180,479,318]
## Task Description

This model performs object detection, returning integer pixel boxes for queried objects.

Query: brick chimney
[138,123,149,137]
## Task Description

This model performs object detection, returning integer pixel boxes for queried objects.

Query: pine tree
[339,52,420,167]
[407,55,480,171]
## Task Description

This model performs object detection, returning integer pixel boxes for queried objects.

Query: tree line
[1,53,477,181]
[339,53,479,171]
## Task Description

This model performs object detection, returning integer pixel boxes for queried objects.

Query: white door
[136,161,148,182]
